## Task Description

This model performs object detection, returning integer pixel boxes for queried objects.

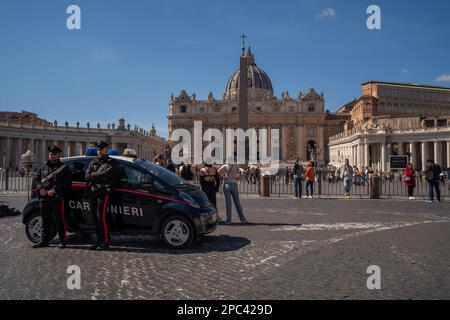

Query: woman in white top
[217,163,248,225]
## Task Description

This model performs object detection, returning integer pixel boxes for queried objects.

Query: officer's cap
[48,145,63,154]
[95,141,109,150]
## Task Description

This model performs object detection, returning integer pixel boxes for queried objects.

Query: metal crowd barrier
[212,172,449,200]
[0,170,34,194]
[2,168,448,201]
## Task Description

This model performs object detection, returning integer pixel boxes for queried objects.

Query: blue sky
[1,0,450,138]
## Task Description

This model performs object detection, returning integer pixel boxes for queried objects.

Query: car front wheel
[25,211,56,243]
[161,215,195,249]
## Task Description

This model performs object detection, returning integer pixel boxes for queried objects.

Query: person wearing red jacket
[304,162,316,199]
[403,163,416,200]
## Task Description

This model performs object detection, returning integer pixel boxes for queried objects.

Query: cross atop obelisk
[240,33,247,56]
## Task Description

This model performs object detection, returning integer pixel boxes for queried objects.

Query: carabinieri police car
[22,152,218,248]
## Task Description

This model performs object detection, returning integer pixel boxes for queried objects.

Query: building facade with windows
[167,48,348,164]
[329,81,450,171]
[0,111,167,170]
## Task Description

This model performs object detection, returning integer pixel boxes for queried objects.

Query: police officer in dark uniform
[86,141,120,251]
[33,145,72,249]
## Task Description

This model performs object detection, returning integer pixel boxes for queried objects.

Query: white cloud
[435,73,450,82]
[316,8,336,19]
[401,69,408,74]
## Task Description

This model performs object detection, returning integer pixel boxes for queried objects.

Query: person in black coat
[86,141,120,251]
[33,145,72,249]
[424,159,442,202]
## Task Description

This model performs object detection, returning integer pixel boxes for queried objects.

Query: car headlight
[179,191,200,208]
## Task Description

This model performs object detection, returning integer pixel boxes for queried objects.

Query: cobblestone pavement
[1,194,449,299]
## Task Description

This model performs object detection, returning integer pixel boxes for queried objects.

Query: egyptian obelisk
[238,34,248,131]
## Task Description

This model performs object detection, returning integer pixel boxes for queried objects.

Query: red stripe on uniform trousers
[60,200,67,241]
[102,195,109,245]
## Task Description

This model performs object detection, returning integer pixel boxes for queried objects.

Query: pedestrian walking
[403,163,416,200]
[424,159,442,202]
[218,162,247,224]
[339,159,354,199]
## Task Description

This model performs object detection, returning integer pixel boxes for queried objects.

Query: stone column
[409,142,416,168]
[4,137,11,168]
[364,143,369,167]
[434,141,442,165]
[81,142,87,156]
[356,143,362,169]
[17,138,24,168]
[381,143,387,172]
[28,138,35,153]
[39,140,46,164]
[63,140,68,157]
[398,142,404,155]
[447,141,450,169]
[421,142,428,171]
[297,125,303,160]
[281,126,287,162]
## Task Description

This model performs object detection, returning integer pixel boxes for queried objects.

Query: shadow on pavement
[60,233,251,254]
[218,221,303,227]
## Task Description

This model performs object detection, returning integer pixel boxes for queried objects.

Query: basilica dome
[224,47,274,100]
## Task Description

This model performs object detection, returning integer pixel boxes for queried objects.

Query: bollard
[369,174,381,199]
[260,174,271,197]
[317,170,322,196]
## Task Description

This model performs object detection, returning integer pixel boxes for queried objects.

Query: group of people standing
[292,158,355,199]
[33,141,120,251]
[152,157,248,225]
[402,159,443,202]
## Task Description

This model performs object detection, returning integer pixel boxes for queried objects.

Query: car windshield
[134,159,186,186]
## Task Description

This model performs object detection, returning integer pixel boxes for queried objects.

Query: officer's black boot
[97,243,109,251]
[59,243,66,249]
[32,241,49,249]
[89,243,99,250]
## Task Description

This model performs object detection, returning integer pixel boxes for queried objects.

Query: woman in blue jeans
[218,163,248,224]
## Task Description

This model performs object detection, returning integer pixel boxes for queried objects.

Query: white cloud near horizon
[435,73,450,82]
[316,8,336,19]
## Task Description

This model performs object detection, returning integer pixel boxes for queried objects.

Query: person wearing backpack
[292,158,304,199]
[424,159,441,202]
